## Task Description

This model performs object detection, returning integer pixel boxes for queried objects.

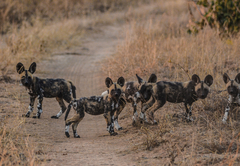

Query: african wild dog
[222,73,240,123]
[64,77,125,138]
[136,74,213,124]
[101,74,157,129]
[16,62,76,119]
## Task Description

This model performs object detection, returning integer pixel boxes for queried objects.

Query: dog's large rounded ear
[192,74,200,85]
[204,75,213,86]
[148,74,157,83]
[136,74,144,84]
[117,76,125,87]
[235,73,240,84]
[29,62,36,74]
[223,73,230,84]
[16,62,25,74]
[105,77,113,88]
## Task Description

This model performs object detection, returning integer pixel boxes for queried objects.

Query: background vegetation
[105,0,240,165]
[1,0,240,165]
[187,0,240,37]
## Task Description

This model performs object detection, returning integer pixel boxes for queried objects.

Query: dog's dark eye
[197,89,201,93]
[28,76,31,80]
[21,76,25,79]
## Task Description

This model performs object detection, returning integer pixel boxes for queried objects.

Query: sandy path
[24,25,138,165]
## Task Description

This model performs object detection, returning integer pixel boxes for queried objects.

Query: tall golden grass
[0,86,36,165]
[104,0,240,165]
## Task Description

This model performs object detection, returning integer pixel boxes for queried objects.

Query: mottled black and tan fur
[222,73,240,123]
[136,74,213,124]
[64,77,125,138]
[16,62,76,119]
[101,74,157,128]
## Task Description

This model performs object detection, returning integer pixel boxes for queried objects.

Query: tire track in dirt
[30,25,137,165]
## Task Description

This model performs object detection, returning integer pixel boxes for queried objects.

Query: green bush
[188,0,240,37]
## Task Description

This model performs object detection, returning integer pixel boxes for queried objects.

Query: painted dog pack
[64,77,125,138]
[16,62,76,119]
[222,73,240,123]
[101,73,157,127]
[136,74,213,124]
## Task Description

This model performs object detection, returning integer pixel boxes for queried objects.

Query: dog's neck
[26,76,38,95]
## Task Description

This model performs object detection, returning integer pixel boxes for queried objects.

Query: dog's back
[154,81,196,103]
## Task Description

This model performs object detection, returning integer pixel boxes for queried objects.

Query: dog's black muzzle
[227,86,238,97]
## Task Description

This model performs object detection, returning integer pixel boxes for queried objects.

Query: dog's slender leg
[131,93,139,126]
[65,109,84,138]
[140,97,155,123]
[132,101,138,126]
[33,95,43,118]
[184,103,193,122]
[72,120,82,138]
[113,98,126,130]
[24,96,36,117]
[147,100,165,125]
[51,97,67,119]
[104,109,118,136]
[223,95,233,123]
[113,113,122,131]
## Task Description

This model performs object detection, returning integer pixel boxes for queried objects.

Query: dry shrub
[104,0,240,164]
[140,118,171,150]
[0,18,85,77]
[0,0,154,34]
[0,0,154,78]
[0,118,36,165]
[0,82,37,165]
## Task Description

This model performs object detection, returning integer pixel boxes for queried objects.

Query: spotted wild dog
[16,62,76,119]
[136,74,213,124]
[64,77,125,138]
[101,74,157,129]
[222,73,240,123]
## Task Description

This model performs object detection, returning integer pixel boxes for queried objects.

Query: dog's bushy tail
[65,101,73,121]
[65,81,76,121]
[69,81,76,99]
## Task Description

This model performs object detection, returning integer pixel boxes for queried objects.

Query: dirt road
[21,25,141,166]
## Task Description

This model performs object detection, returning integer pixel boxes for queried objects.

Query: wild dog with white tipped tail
[64,77,125,138]
[16,62,76,119]
[136,74,213,124]
[222,73,240,123]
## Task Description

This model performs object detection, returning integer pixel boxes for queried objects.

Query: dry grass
[0,1,154,165]
[0,0,153,77]
[104,0,240,165]
[0,118,36,165]
[0,83,37,165]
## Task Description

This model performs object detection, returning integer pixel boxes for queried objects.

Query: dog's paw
[22,114,29,118]
[186,118,194,122]
[23,112,30,117]
[65,132,70,138]
[51,116,59,119]
[117,127,123,131]
[110,132,118,136]
[153,120,158,125]
[74,134,80,138]
[32,115,37,119]
[222,120,227,124]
